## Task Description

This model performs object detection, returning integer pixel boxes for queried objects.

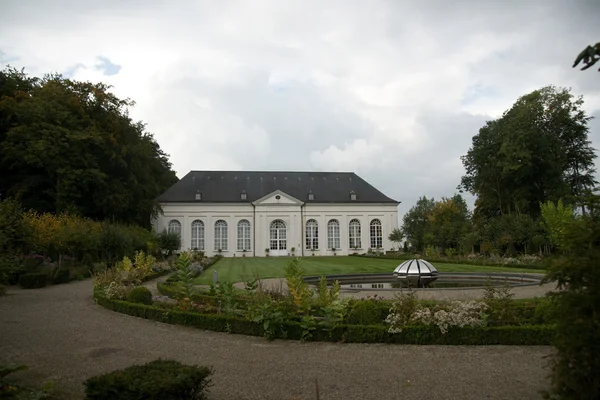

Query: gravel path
[0,280,553,400]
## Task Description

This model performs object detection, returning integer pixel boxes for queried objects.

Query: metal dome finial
[393,259,439,287]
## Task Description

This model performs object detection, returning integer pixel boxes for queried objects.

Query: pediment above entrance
[252,190,303,206]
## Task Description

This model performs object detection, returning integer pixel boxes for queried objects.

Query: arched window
[237,220,251,251]
[168,220,181,237]
[370,219,382,249]
[214,220,228,251]
[327,219,340,250]
[305,219,319,250]
[269,220,287,250]
[191,220,204,250]
[349,219,361,249]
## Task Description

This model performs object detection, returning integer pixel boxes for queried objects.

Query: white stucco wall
[155,194,399,257]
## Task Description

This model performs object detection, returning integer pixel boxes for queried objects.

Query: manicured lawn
[193,256,543,284]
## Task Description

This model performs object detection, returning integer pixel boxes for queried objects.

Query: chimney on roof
[350,191,356,201]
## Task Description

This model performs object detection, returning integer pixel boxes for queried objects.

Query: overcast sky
[2,0,600,219]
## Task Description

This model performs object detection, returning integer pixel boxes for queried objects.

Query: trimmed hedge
[127,287,153,305]
[94,291,556,345]
[84,358,213,400]
[19,273,47,289]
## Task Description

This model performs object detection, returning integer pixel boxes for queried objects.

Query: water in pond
[306,273,543,291]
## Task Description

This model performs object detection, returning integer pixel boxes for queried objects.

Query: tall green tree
[460,86,597,219]
[0,67,178,227]
[401,196,435,252]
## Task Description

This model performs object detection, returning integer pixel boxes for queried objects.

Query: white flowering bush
[384,291,418,333]
[104,281,130,300]
[501,257,520,265]
[386,297,488,335]
[518,254,541,264]
[414,301,488,334]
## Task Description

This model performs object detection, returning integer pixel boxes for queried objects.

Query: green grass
[193,256,544,285]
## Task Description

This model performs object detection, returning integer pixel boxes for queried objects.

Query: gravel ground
[0,280,553,400]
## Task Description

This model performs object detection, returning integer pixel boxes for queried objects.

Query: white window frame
[370,219,383,249]
[327,219,340,250]
[168,220,181,238]
[214,220,228,251]
[191,220,205,250]
[237,219,251,251]
[349,219,361,249]
[305,219,319,250]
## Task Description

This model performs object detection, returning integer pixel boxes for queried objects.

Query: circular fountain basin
[303,272,544,291]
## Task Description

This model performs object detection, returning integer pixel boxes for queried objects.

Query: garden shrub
[84,358,213,400]
[19,273,47,289]
[346,299,390,326]
[0,255,26,285]
[157,230,181,256]
[52,268,71,284]
[127,287,153,305]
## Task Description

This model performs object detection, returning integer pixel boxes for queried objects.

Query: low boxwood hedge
[94,291,556,345]
[19,273,47,289]
[84,358,213,400]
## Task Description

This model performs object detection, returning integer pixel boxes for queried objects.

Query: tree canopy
[0,66,178,227]
[459,85,596,219]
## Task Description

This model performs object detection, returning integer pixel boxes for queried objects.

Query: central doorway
[269,220,287,256]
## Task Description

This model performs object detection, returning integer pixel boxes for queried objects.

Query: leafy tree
[0,67,178,227]
[460,86,597,219]
[427,194,471,251]
[540,199,575,250]
[401,196,435,252]
[388,228,404,251]
[543,190,600,399]
[0,198,30,254]
[572,42,600,71]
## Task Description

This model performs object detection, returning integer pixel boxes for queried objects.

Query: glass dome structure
[393,259,439,287]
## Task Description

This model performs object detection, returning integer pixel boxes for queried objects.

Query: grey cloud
[1,0,600,224]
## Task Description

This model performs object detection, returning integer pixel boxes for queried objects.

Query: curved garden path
[1,279,553,400]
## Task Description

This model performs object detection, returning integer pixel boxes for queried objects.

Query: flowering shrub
[386,294,488,334]
[384,291,418,333]
[190,262,203,277]
[502,257,520,265]
[518,254,541,264]
[104,281,130,300]
[152,261,173,273]
[411,301,488,334]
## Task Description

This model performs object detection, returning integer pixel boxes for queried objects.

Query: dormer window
[350,191,356,201]
[241,190,247,200]
[308,191,314,201]
[195,191,202,200]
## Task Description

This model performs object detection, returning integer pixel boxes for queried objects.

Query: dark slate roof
[156,171,399,204]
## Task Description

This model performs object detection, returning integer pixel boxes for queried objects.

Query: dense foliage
[84,359,213,400]
[543,191,600,400]
[0,67,178,227]
[0,198,179,286]
[402,86,597,257]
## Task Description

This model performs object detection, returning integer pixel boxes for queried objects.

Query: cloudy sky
[2,0,600,219]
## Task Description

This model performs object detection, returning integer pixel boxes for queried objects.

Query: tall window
[168,220,181,240]
[349,219,361,249]
[305,219,319,250]
[370,219,382,248]
[214,220,228,251]
[237,220,251,251]
[327,219,340,250]
[191,220,204,250]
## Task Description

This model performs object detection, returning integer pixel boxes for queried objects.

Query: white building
[154,171,400,257]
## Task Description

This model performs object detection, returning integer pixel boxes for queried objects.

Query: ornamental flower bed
[94,253,557,345]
